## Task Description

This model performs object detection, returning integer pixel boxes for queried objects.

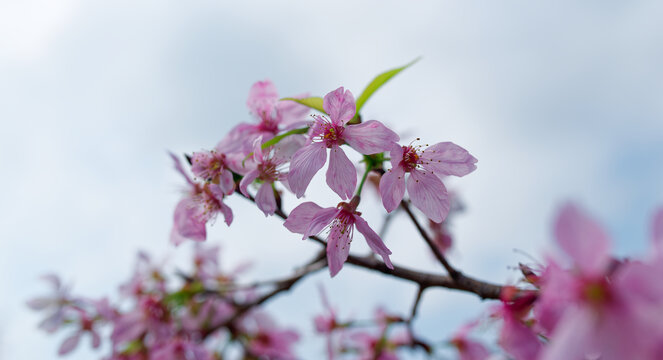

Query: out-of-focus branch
[202,251,328,338]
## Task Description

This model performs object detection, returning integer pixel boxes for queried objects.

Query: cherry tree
[30,60,663,360]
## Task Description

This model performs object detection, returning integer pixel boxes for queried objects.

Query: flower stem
[356,163,371,196]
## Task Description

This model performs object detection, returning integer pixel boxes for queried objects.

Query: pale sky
[1,1,662,359]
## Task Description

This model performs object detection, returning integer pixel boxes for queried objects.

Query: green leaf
[281,96,326,114]
[355,57,421,112]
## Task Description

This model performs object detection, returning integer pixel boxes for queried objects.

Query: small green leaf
[355,57,421,112]
[281,97,326,114]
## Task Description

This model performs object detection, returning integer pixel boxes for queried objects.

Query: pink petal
[304,207,340,240]
[239,169,260,197]
[251,136,265,163]
[219,200,233,226]
[652,207,663,253]
[343,120,400,155]
[499,313,542,360]
[284,202,324,234]
[323,87,356,125]
[326,146,356,200]
[91,330,101,348]
[389,143,404,168]
[255,183,277,216]
[276,93,311,129]
[26,297,53,310]
[407,169,450,223]
[288,142,327,198]
[419,142,477,177]
[171,199,206,245]
[354,215,393,269]
[58,332,81,355]
[554,203,610,275]
[219,169,235,195]
[247,80,278,116]
[540,307,597,360]
[379,164,406,213]
[169,152,194,186]
[327,220,353,277]
[272,134,306,164]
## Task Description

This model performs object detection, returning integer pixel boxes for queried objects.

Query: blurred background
[1,1,662,358]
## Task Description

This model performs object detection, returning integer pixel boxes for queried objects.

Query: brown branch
[399,200,460,280]
[235,189,503,300]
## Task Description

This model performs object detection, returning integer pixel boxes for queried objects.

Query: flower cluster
[170,80,477,277]
[29,245,299,359]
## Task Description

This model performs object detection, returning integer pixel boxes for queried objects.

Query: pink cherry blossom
[217,80,309,154]
[239,135,305,216]
[27,274,73,333]
[240,311,300,360]
[379,141,476,223]
[535,204,663,360]
[288,87,399,199]
[149,338,212,360]
[111,295,172,346]
[284,197,393,277]
[169,153,233,245]
[190,150,238,195]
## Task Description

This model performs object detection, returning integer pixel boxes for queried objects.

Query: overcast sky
[1,1,662,359]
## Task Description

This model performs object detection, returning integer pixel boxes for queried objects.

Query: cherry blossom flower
[379,141,476,223]
[190,150,240,195]
[26,274,73,333]
[217,80,309,154]
[288,87,399,199]
[240,311,299,360]
[111,295,172,346]
[149,338,212,360]
[169,153,233,245]
[535,204,663,360]
[57,309,103,356]
[284,197,393,277]
[239,135,305,216]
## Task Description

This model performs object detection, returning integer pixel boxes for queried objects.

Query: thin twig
[400,200,460,281]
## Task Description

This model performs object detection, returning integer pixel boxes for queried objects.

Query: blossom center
[258,160,279,183]
[581,278,611,306]
[401,146,420,172]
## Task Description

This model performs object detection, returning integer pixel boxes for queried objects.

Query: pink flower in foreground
[284,196,393,277]
[288,87,399,199]
[169,153,233,245]
[217,80,309,154]
[495,288,542,360]
[380,141,476,223]
[535,204,663,360]
[240,135,305,216]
